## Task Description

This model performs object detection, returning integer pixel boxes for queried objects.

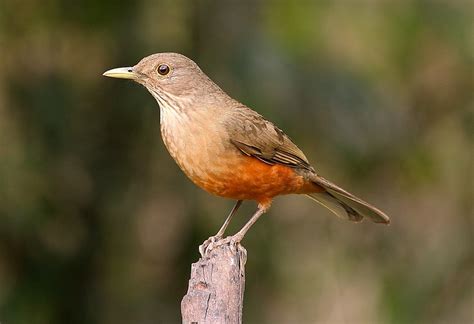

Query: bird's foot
[199,235,222,257]
[199,234,245,257]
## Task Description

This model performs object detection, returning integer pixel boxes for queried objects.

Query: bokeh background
[0,0,472,323]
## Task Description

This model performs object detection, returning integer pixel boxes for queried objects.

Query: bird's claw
[199,234,245,257]
[199,235,222,257]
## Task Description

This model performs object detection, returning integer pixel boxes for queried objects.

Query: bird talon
[199,235,223,257]
[200,235,244,256]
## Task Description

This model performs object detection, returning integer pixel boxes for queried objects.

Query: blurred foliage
[0,0,473,323]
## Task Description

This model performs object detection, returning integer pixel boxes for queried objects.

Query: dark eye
[157,64,170,75]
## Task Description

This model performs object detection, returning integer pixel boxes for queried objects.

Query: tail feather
[306,192,364,222]
[307,175,390,224]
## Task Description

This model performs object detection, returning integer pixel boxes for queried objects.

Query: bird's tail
[306,175,390,224]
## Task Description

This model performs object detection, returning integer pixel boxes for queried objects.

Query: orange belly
[191,155,321,203]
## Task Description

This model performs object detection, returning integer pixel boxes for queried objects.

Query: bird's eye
[157,64,170,76]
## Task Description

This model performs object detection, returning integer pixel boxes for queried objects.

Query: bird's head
[103,53,224,107]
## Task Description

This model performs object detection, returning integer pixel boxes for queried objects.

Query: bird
[103,52,389,249]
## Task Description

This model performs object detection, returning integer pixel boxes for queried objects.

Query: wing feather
[225,106,313,170]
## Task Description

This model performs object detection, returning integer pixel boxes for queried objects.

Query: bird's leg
[215,200,243,238]
[199,200,242,256]
[229,202,270,244]
[201,201,271,255]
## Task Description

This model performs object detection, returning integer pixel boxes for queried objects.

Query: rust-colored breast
[192,154,320,203]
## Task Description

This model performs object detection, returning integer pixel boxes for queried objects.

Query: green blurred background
[0,0,472,323]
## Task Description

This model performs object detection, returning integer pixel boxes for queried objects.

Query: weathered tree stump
[181,242,247,324]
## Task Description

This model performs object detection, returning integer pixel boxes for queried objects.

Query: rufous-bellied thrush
[103,53,389,250]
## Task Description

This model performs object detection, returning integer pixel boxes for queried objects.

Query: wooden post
[181,242,247,324]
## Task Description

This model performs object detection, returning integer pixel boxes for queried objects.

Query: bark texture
[181,242,247,324]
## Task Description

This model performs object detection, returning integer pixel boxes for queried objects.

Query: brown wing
[225,106,314,171]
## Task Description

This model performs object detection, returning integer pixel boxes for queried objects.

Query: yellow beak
[102,67,138,80]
